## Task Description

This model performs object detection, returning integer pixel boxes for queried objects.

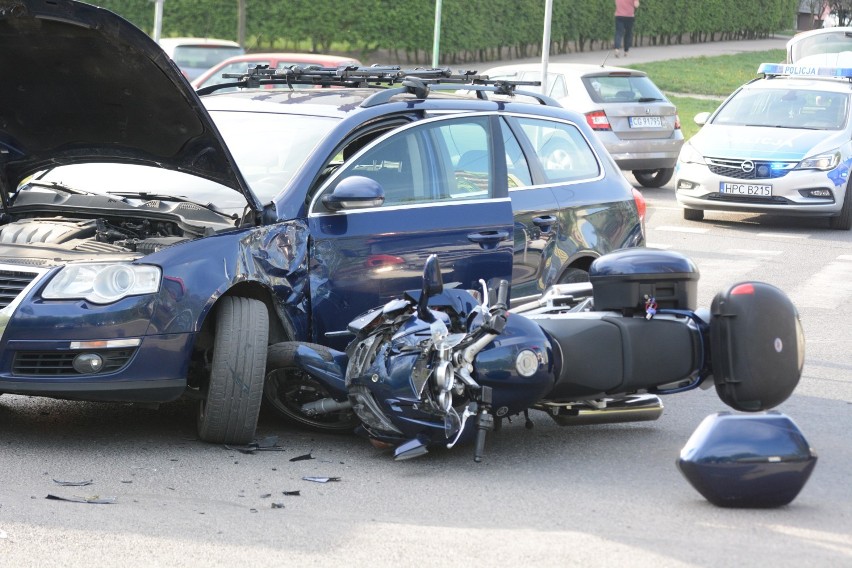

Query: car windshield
[210,110,338,201]
[712,87,849,130]
[172,45,244,70]
[198,59,273,89]
[581,75,666,103]
[788,30,852,63]
[17,112,337,211]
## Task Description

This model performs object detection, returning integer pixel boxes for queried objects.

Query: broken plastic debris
[302,476,340,483]
[271,502,285,509]
[283,490,301,496]
[289,453,314,462]
[225,435,285,454]
[256,435,280,448]
[52,479,93,487]
[46,494,116,504]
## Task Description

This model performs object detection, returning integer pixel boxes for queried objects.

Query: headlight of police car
[42,263,162,304]
[678,142,705,165]
[797,150,841,171]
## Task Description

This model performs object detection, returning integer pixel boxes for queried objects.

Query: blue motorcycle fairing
[472,313,556,414]
[293,343,349,400]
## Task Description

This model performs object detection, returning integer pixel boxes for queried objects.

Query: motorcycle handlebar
[496,280,509,308]
[473,411,494,462]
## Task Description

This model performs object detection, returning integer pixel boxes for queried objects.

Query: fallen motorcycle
[263,248,804,462]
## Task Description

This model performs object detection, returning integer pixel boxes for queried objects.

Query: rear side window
[515,117,601,183]
[582,74,666,103]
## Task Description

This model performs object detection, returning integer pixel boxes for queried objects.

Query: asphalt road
[1,180,850,567]
[2,35,852,567]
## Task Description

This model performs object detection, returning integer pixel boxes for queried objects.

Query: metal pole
[541,0,553,96]
[153,0,164,43]
[432,0,442,68]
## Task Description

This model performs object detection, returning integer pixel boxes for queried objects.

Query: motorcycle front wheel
[263,342,359,433]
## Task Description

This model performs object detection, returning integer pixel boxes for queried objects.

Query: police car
[675,63,852,230]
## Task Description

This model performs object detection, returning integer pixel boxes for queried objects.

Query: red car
[192,52,362,90]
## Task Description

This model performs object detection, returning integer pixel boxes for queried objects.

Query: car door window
[500,119,532,187]
[327,116,494,207]
[515,117,601,183]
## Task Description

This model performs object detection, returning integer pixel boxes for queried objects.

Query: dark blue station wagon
[0,0,644,443]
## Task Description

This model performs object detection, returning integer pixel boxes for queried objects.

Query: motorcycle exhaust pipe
[537,395,664,426]
[301,398,352,416]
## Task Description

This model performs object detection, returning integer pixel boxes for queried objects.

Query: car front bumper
[675,160,846,216]
[0,333,193,402]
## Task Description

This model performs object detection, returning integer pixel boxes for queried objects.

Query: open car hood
[0,0,260,212]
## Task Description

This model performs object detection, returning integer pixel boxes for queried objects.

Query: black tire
[633,168,675,188]
[683,208,704,221]
[558,267,590,284]
[263,342,358,433]
[196,296,268,445]
[829,188,852,230]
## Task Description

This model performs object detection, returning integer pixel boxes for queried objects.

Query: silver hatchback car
[482,63,684,187]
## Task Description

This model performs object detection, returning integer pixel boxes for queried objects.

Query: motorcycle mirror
[417,254,444,322]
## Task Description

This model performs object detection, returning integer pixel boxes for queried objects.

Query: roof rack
[196,64,560,107]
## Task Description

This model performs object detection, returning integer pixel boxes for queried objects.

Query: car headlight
[42,263,162,304]
[678,142,705,165]
[797,151,841,171]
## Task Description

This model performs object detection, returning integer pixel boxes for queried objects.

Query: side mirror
[694,112,711,126]
[417,254,444,322]
[322,176,384,211]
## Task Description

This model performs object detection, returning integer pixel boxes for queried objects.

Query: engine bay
[0,191,240,255]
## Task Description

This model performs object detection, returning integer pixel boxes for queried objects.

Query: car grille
[0,268,43,309]
[708,194,791,205]
[12,349,136,376]
[706,157,796,180]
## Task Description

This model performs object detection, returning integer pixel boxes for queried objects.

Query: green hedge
[93,0,798,64]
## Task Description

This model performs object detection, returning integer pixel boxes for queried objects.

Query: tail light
[632,187,646,223]
[675,114,681,130]
[585,110,611,131]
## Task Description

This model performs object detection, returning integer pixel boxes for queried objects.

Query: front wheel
[263,342,358,433]
[633,168,674,188]
[196,296,268,445]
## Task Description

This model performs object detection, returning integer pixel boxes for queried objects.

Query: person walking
[614,0,639,58]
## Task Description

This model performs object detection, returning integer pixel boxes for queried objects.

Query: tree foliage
[92,0,799,64]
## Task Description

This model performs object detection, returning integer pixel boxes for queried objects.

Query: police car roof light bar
[758,63,852,79]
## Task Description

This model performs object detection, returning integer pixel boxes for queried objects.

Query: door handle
[467,230,510,250]
[532,215,557,232]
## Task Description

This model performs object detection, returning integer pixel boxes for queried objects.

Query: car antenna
[245,32,262,52]
[600,50,613,68]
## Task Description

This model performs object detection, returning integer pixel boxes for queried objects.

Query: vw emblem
[741,160,755,173]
